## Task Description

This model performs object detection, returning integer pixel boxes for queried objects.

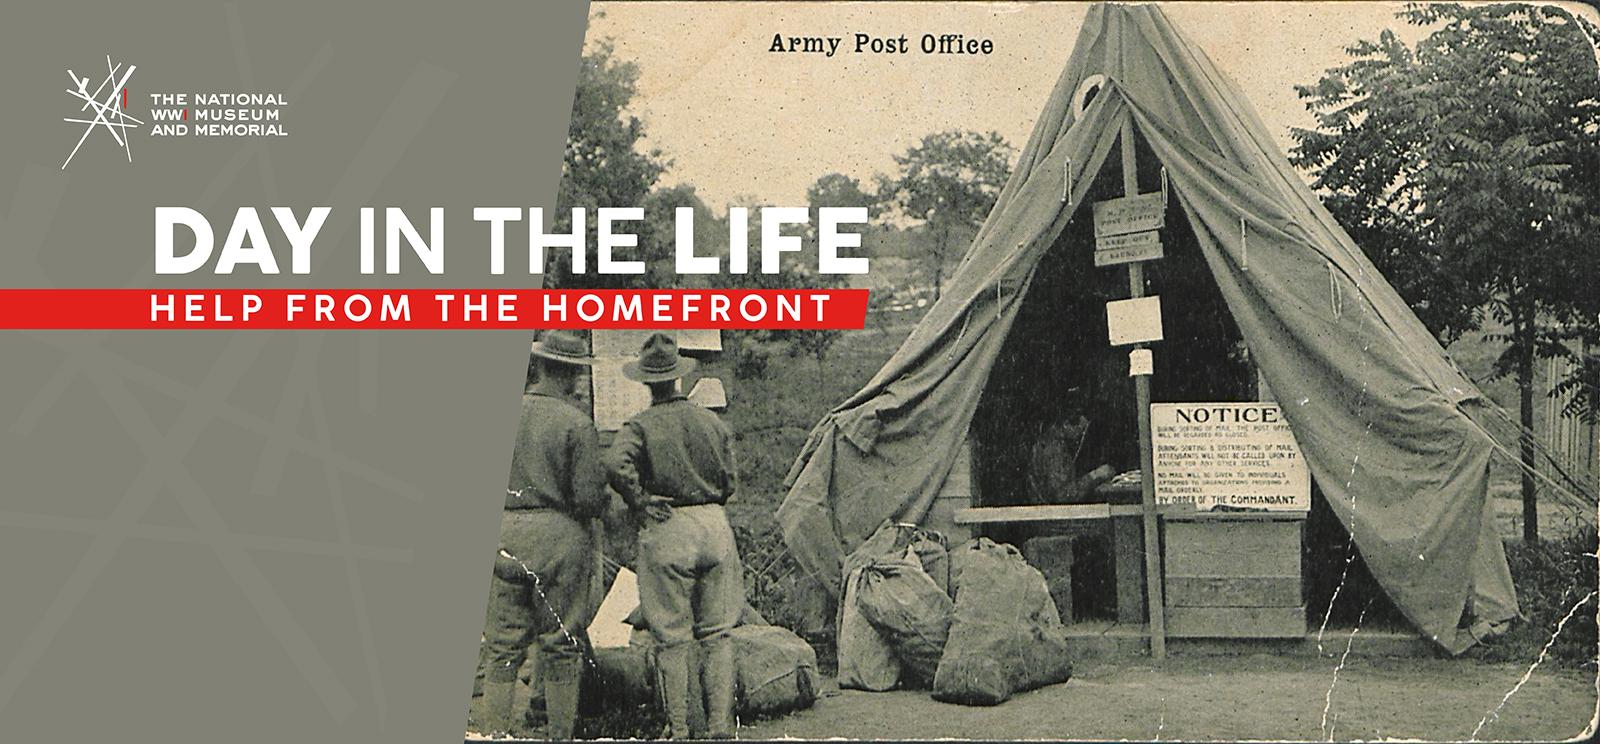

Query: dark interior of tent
[967,122,1405,629]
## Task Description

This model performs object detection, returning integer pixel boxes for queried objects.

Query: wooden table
[953,480,1193,624]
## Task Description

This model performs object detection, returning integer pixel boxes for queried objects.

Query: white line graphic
[61,55,142,170]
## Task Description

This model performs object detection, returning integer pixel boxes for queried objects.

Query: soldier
[482,331,608,739]
[608,333,745,739]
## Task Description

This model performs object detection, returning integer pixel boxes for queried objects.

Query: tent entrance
[966,128,1404,630]
[970,130,1253,506]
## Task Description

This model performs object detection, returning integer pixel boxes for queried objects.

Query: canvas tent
[777,2,1521,654]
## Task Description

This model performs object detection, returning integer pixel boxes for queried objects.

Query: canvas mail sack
[855,547,954,689]
[837,521,954,690]
[620,605,819,719]
[933,538,1074,706]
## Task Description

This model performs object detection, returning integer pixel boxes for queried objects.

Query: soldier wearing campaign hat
[481,330,608,739]
[607,333,745,739]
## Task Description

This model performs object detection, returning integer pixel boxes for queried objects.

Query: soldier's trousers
[482,509,600,684]
[637,503,744,737]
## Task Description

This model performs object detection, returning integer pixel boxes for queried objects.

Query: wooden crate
[1166,576,1300,607]
[1164,514,1305,638]
[923,438,974,545]
[1166,606,1306,638]
[1023,535,1078,624]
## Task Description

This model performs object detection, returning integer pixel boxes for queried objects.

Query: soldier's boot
[540,652,583,741]
[701,635,737,739]
[654,643,693,739]
[482,679,517,738]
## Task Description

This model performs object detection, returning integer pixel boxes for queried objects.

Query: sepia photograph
[464,2,1600,740]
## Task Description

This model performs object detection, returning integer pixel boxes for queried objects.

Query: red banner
[0,289,870,330]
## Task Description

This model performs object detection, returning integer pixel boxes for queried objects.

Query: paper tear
[503,549,600,670]
[1469,590,1598,740]
[1317,373,1375,655]
[1320,600,1369,740]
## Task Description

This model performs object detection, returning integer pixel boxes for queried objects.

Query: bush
[728,335,772,380]
[1472,527,1598,669]
[734,518,832,632]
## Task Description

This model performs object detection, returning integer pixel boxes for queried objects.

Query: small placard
[1106,296,1163,346]
[687,377,727,410]
[1095,230,1163,267]
[1128,348,1154,376]
[1093,192,1165,237]
[677,329,723,352]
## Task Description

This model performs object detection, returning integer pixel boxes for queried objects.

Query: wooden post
[1120,117,1167,660]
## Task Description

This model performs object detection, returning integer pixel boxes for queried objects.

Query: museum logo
[59,55,289,170]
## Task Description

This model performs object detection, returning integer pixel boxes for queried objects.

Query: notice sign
[1152,402,1310,511]
[1093,192,1165,237]
[1095,230,1163,267]
[592,329,722,356]
[591,329,724,430]
[590,357,653,432]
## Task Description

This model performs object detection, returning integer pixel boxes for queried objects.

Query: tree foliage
[546,38,668,289]
[805,172,876,212]
[878,130,1013,301]
[1292,2,1600,379]
[1290,3,1600,539]
[717,183,863,383]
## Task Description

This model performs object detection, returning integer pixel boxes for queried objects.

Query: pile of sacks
[838,523,1075,705]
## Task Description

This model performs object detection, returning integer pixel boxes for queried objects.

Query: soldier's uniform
[608,334,745,739]
[481,335,607,739]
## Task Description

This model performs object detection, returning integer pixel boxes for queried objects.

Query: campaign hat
[622,332,697,383]
[530,330,595,366]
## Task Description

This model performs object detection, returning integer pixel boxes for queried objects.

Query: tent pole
[1121,116,1167,660]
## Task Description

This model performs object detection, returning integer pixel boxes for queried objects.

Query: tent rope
[1459,410,1597,519]
[952,304,973,357]
[1466,403,1597,509]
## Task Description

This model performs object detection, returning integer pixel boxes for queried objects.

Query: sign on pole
[1106,295,1163,346]
[1093,192,1165,237]
[1095,230,1163,267]
[1128,348,1154,376]
[1151,402,1311,511]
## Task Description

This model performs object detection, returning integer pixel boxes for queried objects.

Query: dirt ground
[736,655,1598,741]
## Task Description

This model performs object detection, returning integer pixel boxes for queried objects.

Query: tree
[712,185,859,385]
[637,184,716,289]
[805,172,876,213]
[878,130,1013,302]
[546,37,669,289]
[1290,4,1600,542]
[783,173,876,379]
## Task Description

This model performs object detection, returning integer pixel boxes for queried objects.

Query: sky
[587,1,1598,209]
